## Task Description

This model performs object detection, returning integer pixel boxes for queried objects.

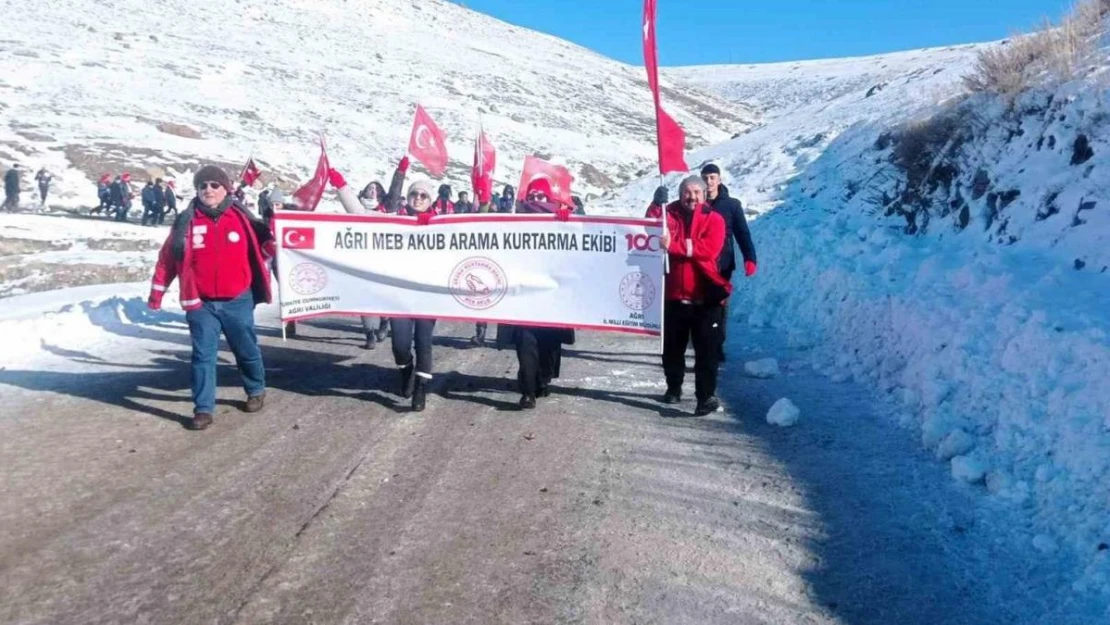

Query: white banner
[273,213,665,336]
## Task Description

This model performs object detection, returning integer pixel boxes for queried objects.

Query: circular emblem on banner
[619,271,656,311]
[449,257,508,310]
[289,262,328,296]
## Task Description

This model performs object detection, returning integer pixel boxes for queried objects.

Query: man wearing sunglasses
[148,165,276,431]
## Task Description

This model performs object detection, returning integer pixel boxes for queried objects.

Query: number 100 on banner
[274,213,665,336]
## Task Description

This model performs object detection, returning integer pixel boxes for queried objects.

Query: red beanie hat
[526,177,553,199]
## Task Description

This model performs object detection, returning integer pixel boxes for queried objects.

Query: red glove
[147,290,164,311]
[261,239,277,259]
[416,211,434,225]
[745,261,757,277]
[555,207,572,222]
[327,168,346,189]
[398,156,411,173]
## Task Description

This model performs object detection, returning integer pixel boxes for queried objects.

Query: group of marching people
[147,157,756,431]
[93,173,181,223]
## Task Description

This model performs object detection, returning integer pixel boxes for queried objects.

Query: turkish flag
[282,227,315,250]
[292,140,329,212]
[642,0,688,174]
[408,105,449,177]
[240,157,262,187]
[518,156,574,207]
[471,126,496,204]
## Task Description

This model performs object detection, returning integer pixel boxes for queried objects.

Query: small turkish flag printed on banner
[292,140,330,212]
[642,0,688,174]
[518,155,574,207]
[408,104,449,177]
[282,227,315,250]
[240,157,262,186]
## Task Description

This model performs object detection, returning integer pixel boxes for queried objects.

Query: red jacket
[645,203,663,219]
[149,200,274,310]
[664,201,731,303]
[432,199,454,214]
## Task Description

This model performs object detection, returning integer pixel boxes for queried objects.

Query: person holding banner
[147,165,275,430]
[496,178,576,409]
[330,164,410,349]
[658,175,731,417]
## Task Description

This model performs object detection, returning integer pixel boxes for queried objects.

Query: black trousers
[391,318,436,377]
[662,301,725,402]
[516,327,563,396]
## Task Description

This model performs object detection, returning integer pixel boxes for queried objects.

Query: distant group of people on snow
[145,152,756,431]
[92,173,181,224]
[2,164,56,211]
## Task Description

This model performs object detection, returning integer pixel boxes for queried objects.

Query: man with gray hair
[658,175,731,416]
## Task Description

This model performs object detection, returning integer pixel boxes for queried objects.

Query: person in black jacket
[701,164,758,361]
[163,180,178,222]
[140,180,157,226]
[454,190,474,214]
[496,178,576,409]
[152,179,168,225]
[2,164,20,211]
[497,185,515,213]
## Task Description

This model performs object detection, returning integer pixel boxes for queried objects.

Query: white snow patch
[766,398,801,427]
[951,455,989,484]
[742,357,780,379]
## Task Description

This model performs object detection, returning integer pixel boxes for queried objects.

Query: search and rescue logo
[449,257,508,310]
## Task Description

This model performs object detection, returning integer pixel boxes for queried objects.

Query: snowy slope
[604,40,1110,608]
[602,42,986,216]
[0,0,755,210]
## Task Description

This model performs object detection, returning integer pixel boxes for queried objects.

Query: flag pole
[658,171,667,357]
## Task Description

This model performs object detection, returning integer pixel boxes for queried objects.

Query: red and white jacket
[149,199,274,311]
[664,201,731,304]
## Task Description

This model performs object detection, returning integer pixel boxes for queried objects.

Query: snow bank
[734,84,1110,598]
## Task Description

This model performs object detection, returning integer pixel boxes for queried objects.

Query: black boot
[661,386,682,404]
[285,322,297,338]
[412,377,427,412]
[399,365,415,398]
[519,394,536,410]
[695,396,721,416]
[471,324,487,347]
[363,333,377,350]
[376,319,391,342]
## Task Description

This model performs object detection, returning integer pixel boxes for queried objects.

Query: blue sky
[458,0,1072,65]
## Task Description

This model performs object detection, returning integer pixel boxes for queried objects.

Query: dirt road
[0,309,1091,624]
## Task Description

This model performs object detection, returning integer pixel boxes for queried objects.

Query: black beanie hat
[193,165,233,191]
[652,185,668,205]
[700,163,721,176]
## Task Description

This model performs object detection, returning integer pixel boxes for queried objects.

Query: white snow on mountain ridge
[0,0,755,211]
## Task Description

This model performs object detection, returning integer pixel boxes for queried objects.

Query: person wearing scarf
[147,165,275,430]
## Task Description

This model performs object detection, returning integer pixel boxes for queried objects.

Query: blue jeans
[186,290,266,415]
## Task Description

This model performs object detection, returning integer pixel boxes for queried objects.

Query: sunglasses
[526,192,548,201]
[409,192,430,200]
[198,181,223,191]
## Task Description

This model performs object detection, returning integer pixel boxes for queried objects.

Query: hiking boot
[412,377,428,412]
[661,387,682,404]
[376,320,391,342]
[189,413,214,430]
[244,393,266,413]
[471,324,487,347]
[695,396,721,416]
[285,322,297,338]
[519,394,537,410]
[538,385,551,398]
[400,365,416,399]
[362,334,377,350]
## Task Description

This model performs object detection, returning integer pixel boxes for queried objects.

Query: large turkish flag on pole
[642,0,688,174]
[517,156,574,207]
[408,104,449,177]
[471,123,496,204]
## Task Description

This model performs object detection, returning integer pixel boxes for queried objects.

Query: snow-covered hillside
[0,0,754,210]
